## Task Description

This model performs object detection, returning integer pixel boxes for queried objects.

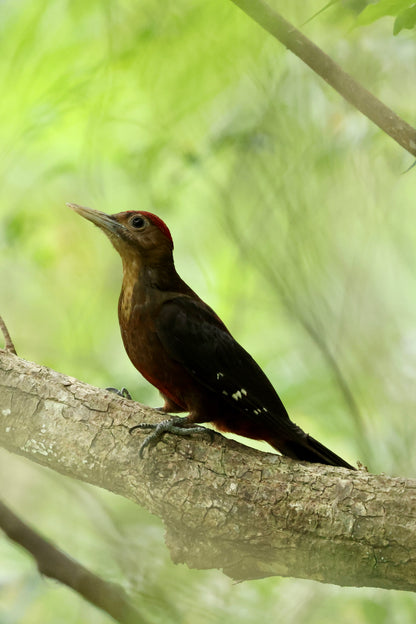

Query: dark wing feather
[156,297,355,469]
[156,296,298,438]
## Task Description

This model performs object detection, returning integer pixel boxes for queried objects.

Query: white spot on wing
[232,389,248,401]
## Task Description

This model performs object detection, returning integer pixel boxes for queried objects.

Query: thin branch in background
[0,315,17,355]
[229,0,416,157]
[302,0,340,27]
[256,252,370,456]
[219,183,371,462]
[254,242,370,461]
[0,500,146,624]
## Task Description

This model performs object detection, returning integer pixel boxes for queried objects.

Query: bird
[68,203,355,469]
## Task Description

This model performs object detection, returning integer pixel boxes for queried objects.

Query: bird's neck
[121,254,188,291]
[118,255,195,323]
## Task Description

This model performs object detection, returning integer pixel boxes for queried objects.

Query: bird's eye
[130,216,146,229]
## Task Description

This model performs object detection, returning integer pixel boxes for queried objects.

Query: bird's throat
[119,256,142,324]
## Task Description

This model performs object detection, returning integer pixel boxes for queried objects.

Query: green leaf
[357,0,412,26]
[393,5,416,33]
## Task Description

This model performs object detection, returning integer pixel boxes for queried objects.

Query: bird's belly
[120,322,192,409]
[213,413,273,441]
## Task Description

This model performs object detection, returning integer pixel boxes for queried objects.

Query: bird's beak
[67,203,124,236]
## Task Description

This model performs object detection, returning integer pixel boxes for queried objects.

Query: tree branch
[229,0,416,157]
[0,499,145,624]
[1,349,415,591]
[0,315,17,355]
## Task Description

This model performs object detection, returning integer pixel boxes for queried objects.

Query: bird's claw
[129,417,212,458]
[106,386,132,400]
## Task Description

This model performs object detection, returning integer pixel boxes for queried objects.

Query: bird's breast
[118,295,191,408]
[119,280,138,325]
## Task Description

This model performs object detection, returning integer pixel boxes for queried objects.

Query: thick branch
[0,500,145,624]
[0,349,415,591]
[229,0,416,156]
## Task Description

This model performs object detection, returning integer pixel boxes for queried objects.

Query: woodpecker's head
[68,203,173,263]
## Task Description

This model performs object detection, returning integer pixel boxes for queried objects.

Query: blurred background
[1,0,416,621]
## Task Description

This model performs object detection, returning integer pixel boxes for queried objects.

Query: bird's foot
[129,417,212,458]
[106,387,132,400]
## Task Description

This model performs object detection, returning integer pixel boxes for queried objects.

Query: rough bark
[0,349,415,591]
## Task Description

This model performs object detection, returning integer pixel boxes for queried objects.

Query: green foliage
[309,0,416,34]
[356,0,416,34]
[1,0,416,622]
[393,4,416,34]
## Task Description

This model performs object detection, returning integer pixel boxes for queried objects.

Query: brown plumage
[68,203,355,469]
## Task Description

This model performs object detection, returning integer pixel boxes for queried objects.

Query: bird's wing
[155,296,297,436]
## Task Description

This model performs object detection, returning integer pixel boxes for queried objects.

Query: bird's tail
[272,433,355,470]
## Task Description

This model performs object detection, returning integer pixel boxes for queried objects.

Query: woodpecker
[68,203,355,469]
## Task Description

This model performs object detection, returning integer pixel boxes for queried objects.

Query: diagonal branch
[0,499,145,624]
[229,0,416,156]
[1,349,416,591]
[0,315,17,355]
